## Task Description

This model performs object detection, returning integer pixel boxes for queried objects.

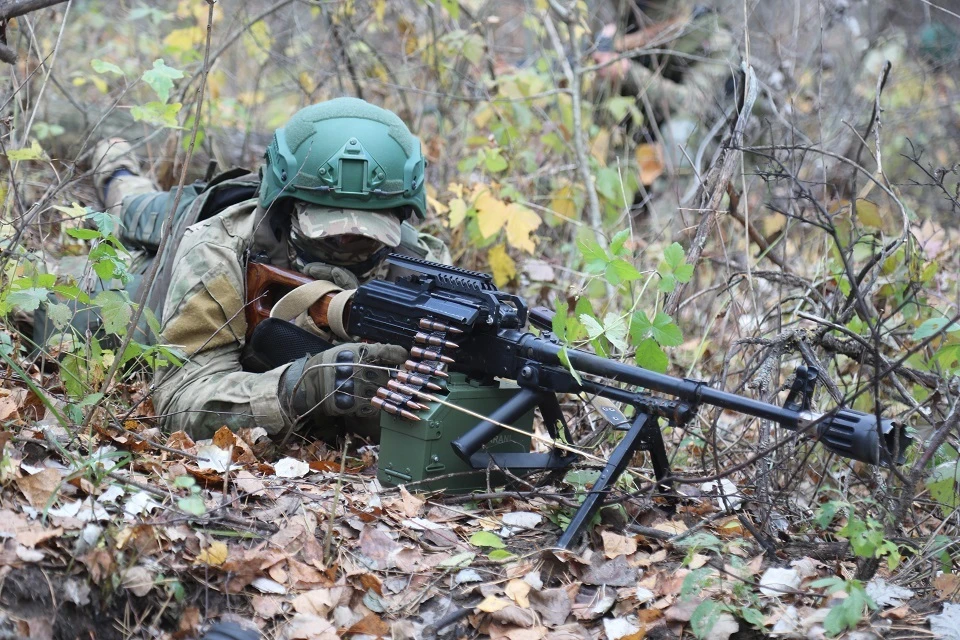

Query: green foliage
[836,511,903,570]
[174,475,207,515]
[810,577,877,637]
[927,460,960,511]
[657,242,695,293]
[142,59,183,102]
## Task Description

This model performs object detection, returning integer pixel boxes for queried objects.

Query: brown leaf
[934,573,960,599]
[122,565,154,597]
[505,579,532,608]
[666,597,702,623]
[490,605,537,628]
[529,588,572,627]
[212,426,237,450]
[166,431,196,453]
[344,613,390,637]
[636,143,665,186]
[176,607,201,639]
[251,595,285,619]
[570,585,616,620]
[0,397,20,422]
[601,531,638,559]
[0,508,62,548]
[399,486,424,517]
[576,554,637,587]
[357,572,383,596]
[287,559,330,589]
[292,587,342,617]
[16,468,61,509]
[279,613,339,640]
[81,549,114,582]
[359,526,402,570]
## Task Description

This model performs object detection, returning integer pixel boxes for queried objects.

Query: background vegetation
[0,0,958,638]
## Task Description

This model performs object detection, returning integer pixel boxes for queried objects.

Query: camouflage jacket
[152,198,449,440]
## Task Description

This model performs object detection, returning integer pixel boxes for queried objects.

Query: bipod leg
[641,417,672,494]
[556,412,653,550]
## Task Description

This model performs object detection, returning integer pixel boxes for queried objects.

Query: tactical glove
[284,343,407,421]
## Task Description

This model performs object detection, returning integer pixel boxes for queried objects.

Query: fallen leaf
[196,444,232,472]
[491,604,537,628]
[477,595,513,613]
[359,526,402,570]
[759,567,801,597]
[292,588,340,617]
[570,585,616,620]
[603,616,642,640]
[274,457,310,478]
[344,613,390,637]
[530,588,572,627]
[506,579,532,608]
[16,468,61,508]
[252,594,285,619]
[233,469,266,495]
[251,576,287,595]
[398,486,424,517]
[577,554,637,587]
[195,540,228,566]
[122,565,154,597]
[601,531,638,559]
[279,613,339,640]
[934,573,960,599]
[866,578,914,608]
[704,612,739,640]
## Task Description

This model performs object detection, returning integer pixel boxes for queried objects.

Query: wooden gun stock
[245,261,337,339]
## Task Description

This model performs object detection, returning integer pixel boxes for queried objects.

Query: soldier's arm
[152,220,296,439]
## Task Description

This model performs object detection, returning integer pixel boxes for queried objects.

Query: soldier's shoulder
[184,197,261,244]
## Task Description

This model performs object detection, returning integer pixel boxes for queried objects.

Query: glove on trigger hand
[295,343,407,420]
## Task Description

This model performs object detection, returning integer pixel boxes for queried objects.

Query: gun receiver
[245,254,913,548]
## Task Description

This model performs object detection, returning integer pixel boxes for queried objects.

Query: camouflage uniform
[94,141,449,440]
[596,4,738,126]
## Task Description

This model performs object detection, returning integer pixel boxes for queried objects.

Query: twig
[0,0,67,20]
[665,62,758,316]
[542,9,606,250]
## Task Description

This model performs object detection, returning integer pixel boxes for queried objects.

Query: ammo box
[377,374,534,493]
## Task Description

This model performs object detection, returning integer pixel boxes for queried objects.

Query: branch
[0,0,66,20]
[665,62,758,316]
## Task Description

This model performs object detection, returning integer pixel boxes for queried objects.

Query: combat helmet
[259,97,426,220]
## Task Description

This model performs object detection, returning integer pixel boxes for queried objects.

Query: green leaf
[557,347,583,385]
[130,101,182,128]
[177,495,207,515]
[927,461,960,510]
[469,531,505,549]
[86,210,121,233]
[609,229,631,256]
[580,314,604,341]
[487,549,515,561]
[739,606,766,629]
[46,302,73,329]
[578,238,609,274]
[7,288,50,312]
[635,338,668,373]
[630,311,653,344]
[674,263,694,283]
[94,290,132,336]
[551,300,568,341]
[483,149,508,173]
[5,140,45,161]
[173,475,196,488]
[602,313,628,351]
[440,0,460,19]
[663,242,685,268]
[913,317,960,340]
[651,312,683,346]
[605,258,641,285]
[142,59,183,102]
[92,59,124,75]
[461,33,484,64]
[658,272,677,293]
[605,96,637,122]
[438,551,475,568]
[690,599,721,640]
[65,227,103,240]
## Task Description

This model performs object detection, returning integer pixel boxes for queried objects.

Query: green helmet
[259,97,427,220]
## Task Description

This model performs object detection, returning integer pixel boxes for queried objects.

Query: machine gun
[246,254,912,549]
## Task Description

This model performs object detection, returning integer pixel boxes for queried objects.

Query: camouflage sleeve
[152,216,294,440]
[621,20,736,120]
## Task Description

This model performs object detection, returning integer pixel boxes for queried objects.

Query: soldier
[84,97,449,441]
[592,1,738,133]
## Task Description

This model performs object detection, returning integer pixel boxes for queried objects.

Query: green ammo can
[377,374,534,493]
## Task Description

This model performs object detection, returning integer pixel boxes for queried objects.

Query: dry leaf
[477,595,513,613]
[196,444,232,472]
[16,468,61,509]
[506,579,532,608]
[279,613,339,640]
[398,486,424,517]
[274,457,310,478]
[195,540,228,566]
[344,614,390,637]
[122,565,153,597]
[529,588,572,627]
[292,588,339,617]
[252,595,285,619]
[489,244,517,287]
[636,143,664,186]
[601,531,638,559]
[759,567,800,597]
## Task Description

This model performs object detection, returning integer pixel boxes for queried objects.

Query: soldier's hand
[299,343,407,419]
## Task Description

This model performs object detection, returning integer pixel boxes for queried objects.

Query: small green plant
[174,475,206,515]
[810,577,877,637]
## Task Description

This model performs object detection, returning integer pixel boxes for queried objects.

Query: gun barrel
[521,335,911,465]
